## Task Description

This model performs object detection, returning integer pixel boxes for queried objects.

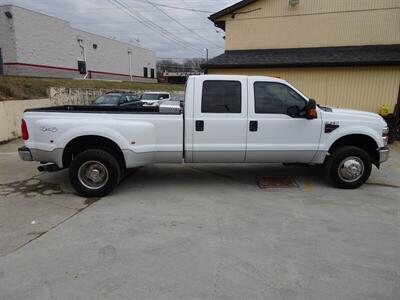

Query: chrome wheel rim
[338,156,365,183]
[78,161,109,190]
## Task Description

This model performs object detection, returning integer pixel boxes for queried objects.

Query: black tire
[95,146,126,182]
[325,146,372,189]
[69,149,121,197]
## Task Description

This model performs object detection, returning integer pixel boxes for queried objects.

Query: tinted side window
[254,82,306,116]
[160,94,169,99]
[201,80,241,113]
[126,96,136,102]
[119,96,128,104]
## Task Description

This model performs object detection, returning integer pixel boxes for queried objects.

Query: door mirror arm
[287,105,300,118]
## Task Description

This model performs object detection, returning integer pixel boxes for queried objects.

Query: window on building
[201,80,241,113]
[144,67,148,78]
[254,82,306,116]
[151,68,155,79]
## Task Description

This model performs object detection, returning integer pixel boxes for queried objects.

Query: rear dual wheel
[69,149,122,197]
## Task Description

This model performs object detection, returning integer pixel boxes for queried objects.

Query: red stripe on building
[88,69,146,79]
[3,62,150,79]
[4,62,78,72]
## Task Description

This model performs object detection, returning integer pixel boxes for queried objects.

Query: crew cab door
[192,76,248,162]
[246,78,322,163]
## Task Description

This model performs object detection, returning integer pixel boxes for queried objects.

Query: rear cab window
[201,80,242,113]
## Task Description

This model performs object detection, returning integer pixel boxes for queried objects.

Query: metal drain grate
[257,177,299,189]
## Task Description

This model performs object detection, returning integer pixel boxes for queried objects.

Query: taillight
[21,119,29,140]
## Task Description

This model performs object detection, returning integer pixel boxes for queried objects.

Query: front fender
[320,125,383,151]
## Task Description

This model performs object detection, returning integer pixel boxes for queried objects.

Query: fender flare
[321,126,382,152]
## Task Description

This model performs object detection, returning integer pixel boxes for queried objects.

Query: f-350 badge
[40,126,58,133]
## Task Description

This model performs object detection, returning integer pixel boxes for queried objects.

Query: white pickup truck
[19,75,389,197]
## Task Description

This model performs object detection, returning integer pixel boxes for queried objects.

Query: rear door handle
[196,120,204,131]
[249,121,258,132]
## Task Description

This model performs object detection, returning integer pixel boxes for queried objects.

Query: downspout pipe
[77,38,88,79]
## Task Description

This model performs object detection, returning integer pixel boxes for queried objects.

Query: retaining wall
[0,99,51,142]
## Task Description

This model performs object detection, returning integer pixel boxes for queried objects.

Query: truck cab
[184,75,322,163]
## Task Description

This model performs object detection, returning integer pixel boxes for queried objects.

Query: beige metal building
[204,0,400,113]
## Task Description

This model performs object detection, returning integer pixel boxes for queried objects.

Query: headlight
[382,127,389,146]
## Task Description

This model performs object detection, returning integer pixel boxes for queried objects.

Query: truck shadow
[119,163,327,192]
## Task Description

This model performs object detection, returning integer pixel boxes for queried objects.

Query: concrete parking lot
[0,140,399,300]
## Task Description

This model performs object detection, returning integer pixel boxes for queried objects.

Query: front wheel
[69,149,121,197]
[325,146,372,189]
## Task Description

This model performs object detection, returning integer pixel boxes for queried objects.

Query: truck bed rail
[24,104,182,115]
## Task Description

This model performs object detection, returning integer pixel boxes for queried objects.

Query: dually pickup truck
[19,75,389,197]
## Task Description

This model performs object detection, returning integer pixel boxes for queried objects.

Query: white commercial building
[0,5,157,82]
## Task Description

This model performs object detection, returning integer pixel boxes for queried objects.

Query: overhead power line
[142,0,223,49]
[148,3,212,13]
[112,0,206,55]
[108,0,206,56]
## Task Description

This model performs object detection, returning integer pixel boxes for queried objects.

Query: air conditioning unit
[289,0,299,6]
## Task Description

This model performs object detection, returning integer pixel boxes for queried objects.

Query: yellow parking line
[304,178,313,192]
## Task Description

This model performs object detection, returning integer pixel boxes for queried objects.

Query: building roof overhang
[202,45,400,69]
[208,0,259,30]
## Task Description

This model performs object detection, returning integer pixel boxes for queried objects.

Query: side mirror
[306,99,318,119]
[287,105,300,118]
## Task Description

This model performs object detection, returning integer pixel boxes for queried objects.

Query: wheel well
[63,135,126,169]
[328,134,379,166]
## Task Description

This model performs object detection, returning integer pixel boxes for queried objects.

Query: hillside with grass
[0,76,184,100]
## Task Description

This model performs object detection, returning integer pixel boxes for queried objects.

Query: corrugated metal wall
[219,0,400,50]
[219,0,400,19]
[208,66,400,113]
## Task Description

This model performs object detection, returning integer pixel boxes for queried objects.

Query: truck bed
[22,102,184,168]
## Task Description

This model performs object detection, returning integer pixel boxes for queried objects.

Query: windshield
[172,94,184,101]
[126,95,139,101]
[93,95,120,105]
[141,94,160,101]
[141,93,169,101]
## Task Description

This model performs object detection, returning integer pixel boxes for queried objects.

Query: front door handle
[249,121,258,132]
[196,120,204,131]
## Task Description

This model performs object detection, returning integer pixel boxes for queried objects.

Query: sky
[0,0,239,60]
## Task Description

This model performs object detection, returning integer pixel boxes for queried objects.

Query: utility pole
[206,48,209,62]
[128,49,133,81]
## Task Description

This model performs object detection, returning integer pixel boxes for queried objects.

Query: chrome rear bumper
[378,147,390,163]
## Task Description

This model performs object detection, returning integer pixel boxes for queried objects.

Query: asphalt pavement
[0,140,399,300]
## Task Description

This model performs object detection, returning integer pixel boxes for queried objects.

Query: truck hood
[323,107,387,126]
[331,108,379,118]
